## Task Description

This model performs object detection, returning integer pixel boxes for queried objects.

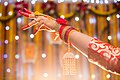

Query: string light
[4,40,8,44]
[58,0,64,3]
[72,0,78,2]
[91,74,95,79]
[43,0,48,3]
[96,0,100,4]
[75,17,79,21]
[91,0,94,3]
[30,34,34,38]
[107,16,110,21]
[31,0,36,4]
[17,0,21,2]
[43,73,48,77]
[15,35,19,40]
[6,68,11,73]
[89,17,96,24]
[4,1,8,6]
[0,13,2,17]
[17,18,22,23]
[60,15,65,19]
[100,0,104,4]
[8,11,13,16]
[114,0,117,3]
[5,26,10,30]
[4,54,8,59]
[42,53,47,58]
[75,54,79,59]
[83,0,90,3]
[106,74,111,79]
[15,54,20,59]
[116,14,120,18]
[108,35,112,40]
[104,0,108,4]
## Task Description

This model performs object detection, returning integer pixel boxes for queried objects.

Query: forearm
[69,31,93,57]
[55,19,120,75]
[69,31,120,75]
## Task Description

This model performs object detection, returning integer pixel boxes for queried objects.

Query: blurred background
[0,0,120,80]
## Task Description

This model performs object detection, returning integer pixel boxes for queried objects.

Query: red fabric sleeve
[88,38,120,75]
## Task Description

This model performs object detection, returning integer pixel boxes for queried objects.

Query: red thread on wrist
[56,18,68,26]
[59,25,66,39]
[56,18,68,39]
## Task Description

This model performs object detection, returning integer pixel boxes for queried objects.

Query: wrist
[59,26,77,43]
[55,18,68,32]
[54,22,61,32]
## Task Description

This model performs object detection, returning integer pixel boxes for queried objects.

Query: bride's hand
[19,8,61,35]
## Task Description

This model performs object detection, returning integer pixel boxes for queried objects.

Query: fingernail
[18,10,22,13]
[24,8,32,14]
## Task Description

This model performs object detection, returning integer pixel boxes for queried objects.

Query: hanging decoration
[89,6,117,16]
[76,2,88,12]
[40,1,120,19]
[57,2,88,19]
[41,1,57,15]
[58,12,75,19]
[88,1,120,16]
[0,1,28,21]
[74,2,88,19]
[14,1,28,17]
[113,1,120,14]
[62,52,76,75]
[0,13,16,21]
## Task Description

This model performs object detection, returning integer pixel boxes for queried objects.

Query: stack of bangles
[56,18,77,43]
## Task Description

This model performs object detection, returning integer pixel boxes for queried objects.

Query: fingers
[33,24,44,35]
[19,10,30,17]
[22,16,43,30]
[33,19,52,35]
[19,8,56,20]
[19,8,36,18]
[22,20,38,30]
[33,20,45,35]
[23,8,32,14]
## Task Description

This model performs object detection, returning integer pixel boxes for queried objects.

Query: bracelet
[56,18,68,39]
[61,26,71,41]
[59,25,77,43]
[64,27,77,43]
[59,25,66,39]
[56,18,77,43]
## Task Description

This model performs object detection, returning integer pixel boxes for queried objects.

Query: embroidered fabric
[88,38,120,75]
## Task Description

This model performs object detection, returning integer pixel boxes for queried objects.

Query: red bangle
[56,18,68,26]
[64,27,76,43]
[59,25,66,39]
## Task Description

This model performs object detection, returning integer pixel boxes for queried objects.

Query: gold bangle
[67,30,76,43]
[61,26,71,41]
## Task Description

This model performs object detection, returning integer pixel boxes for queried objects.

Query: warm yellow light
[60,15,65,19]
[75,54,79,59]
[106,74,111,79]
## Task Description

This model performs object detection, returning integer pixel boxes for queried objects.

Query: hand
[19,8,61,35]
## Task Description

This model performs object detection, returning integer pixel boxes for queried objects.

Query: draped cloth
[88,38,120,75]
